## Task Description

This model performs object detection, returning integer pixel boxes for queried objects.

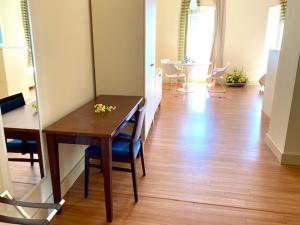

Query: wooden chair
[0,93,44,178]
[84,105,146,202]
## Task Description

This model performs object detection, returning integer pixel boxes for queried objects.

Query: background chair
[207,62,230,94]
[161,59,186,90]
[0,93,44,178]
[0,93,25,115]
[84,105,146,202]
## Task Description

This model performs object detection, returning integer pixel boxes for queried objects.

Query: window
[186,6,216,63]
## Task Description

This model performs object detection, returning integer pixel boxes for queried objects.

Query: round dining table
[176,62,211,93]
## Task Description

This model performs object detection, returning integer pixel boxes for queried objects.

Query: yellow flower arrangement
[32,103,38,110]
[225,68,248,84]
[94,104,116,113]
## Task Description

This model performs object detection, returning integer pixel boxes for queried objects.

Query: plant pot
[225,82,247,87]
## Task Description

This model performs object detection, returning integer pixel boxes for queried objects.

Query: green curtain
[20,0,33,66]
[279,0,287,21]
[178,0,200,61]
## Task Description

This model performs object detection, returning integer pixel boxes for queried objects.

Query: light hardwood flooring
[52,84,300,225]
[8,153,41,199]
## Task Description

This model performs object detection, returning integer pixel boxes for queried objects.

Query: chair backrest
[212,62,230,77]
[223,62,230,71]
[161,59,181,76]
[132,105,146,143]
[0,93,25,115]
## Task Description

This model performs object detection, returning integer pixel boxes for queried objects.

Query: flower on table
[94,104,117,113]
[32,103,38,110]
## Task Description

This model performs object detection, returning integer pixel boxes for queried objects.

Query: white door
[144,0,156,139]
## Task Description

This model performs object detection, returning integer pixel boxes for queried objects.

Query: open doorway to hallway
[156,0,284,97]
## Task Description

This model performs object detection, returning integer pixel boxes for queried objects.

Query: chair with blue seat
[0,93,26,115]
[84,105,146,202]
[5,139,38,166]
[0,93,43,178]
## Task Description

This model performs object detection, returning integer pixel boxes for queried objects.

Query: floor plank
[8,153,41,199]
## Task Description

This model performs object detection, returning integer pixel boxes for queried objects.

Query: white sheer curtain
[209,0,226,71]
[186,7,216,63]
[185,4,216,81]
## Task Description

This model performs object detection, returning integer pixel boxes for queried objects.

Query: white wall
[92,0,157,139]
[0,0,25,48]
[284,57,300,159]
[11,0,95,216]
[0,0,30,99]
[156,0,181,66]
[223,0,278,83]
[156,0,278,83]
[262,50,280,117]
[0,49,8,98]
[92,0,144,96]
[266,0,300,164]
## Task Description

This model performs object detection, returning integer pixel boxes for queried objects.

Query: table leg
[185,74,189,92]
[177,73,194,93]
[101,138,113,222]
[46,134,61,203]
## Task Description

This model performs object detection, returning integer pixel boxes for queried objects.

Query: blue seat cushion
[86,133,141,160]
[6,139,37,154]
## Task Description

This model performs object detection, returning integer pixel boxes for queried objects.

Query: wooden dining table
[2,102,44,178]
[43,95,143,223]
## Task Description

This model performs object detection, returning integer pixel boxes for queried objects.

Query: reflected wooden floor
[52,84,300,225]
[8,153,41,199]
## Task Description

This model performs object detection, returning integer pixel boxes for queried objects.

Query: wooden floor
[6,90,40,199]
[52,85,300,225]
[8,153,41,199]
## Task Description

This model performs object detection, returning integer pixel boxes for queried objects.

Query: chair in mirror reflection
[0,93,44,179]
[0,0,44,200]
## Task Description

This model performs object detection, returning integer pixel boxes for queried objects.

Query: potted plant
[225,68,248,87]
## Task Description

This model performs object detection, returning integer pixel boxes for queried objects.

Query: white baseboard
[60,156,85,197]
[21,156,85,219]
[265,133,283,162]
[265,133,300,165]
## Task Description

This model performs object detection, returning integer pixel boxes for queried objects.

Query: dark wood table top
[2,102,40,131]
[43,95,143,138]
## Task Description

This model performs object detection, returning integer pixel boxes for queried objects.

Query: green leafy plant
[225,68,248,84]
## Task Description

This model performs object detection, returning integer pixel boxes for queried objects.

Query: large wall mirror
[0,0,44,199]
